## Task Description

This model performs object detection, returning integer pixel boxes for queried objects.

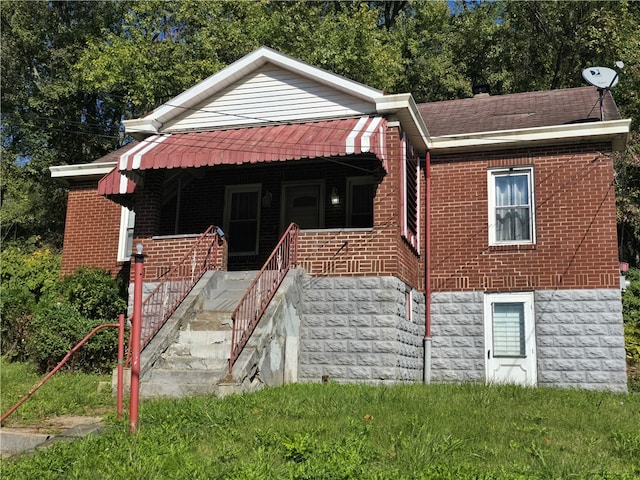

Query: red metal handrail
[1,320,125,425]
[139,226,223,350]
[229,222,299,374]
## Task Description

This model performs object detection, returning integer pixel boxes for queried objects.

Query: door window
[224,185,261,256]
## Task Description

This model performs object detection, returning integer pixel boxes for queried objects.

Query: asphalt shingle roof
[417,86,621,137]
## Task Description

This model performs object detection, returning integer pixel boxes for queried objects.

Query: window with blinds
[492,302,526,357]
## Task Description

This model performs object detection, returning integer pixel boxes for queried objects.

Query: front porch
[123,149,422,290]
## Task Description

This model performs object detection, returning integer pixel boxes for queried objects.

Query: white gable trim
[376,93,430,153]
[124,47,383,134]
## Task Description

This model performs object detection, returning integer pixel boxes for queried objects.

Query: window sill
[488,244,536,252]
[152,233,202,240]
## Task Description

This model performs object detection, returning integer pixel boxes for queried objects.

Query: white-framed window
[405,288,413,322]
[280,181,325,231]
[117,207,135,262]
[346,176,375,228]
[224,184,261,256]
[487,167,535,245]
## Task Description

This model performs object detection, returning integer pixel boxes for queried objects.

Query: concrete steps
[140,272,255,398]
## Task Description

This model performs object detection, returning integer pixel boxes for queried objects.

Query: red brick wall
[133,235,228,282]
[60,125,423,288]
[428,144,619,292]
[60,182,125,277]
[297,126,422,289]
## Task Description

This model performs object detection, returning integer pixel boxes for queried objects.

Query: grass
[2,363,639,479]
[0,359,114,427]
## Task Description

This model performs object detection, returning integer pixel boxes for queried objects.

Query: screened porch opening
[155,156,383,270]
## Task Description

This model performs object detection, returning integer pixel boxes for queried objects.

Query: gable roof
[123,46,429,154]
[124,47,383,134]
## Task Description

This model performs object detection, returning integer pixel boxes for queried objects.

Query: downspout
[423,151,432,384]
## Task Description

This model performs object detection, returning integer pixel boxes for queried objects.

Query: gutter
[429,118,631,153]
[423,151,432,384]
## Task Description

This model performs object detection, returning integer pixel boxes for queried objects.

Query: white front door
[484,292,537,386]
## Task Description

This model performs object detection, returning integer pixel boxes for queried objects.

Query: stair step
[146,368,228,385]
[176,329,231,344]
[141,269,263,398]
[141,382,220,398]
[159,355,227,370]
[188,311,232,330]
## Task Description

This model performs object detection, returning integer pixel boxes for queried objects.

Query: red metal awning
[99,117,387,196]
[123,116,386,171]
[97,167,137,196]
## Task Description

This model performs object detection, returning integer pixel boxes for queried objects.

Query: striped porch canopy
[99,116,387,196]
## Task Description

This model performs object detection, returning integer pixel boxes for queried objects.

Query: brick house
[51,47,630,391]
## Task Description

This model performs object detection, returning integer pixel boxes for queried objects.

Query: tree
[2,0,639,262]
[1,1,128,245]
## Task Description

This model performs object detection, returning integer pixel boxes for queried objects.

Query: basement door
[484,292,537,386]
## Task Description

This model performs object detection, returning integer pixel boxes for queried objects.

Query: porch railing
[229,222,299,373]
[140,225,223,349]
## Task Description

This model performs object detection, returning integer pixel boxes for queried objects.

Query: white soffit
[429,119,631,153]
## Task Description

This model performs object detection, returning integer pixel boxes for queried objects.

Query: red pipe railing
[229,223,299,374]
[1,321,125,425]
[138,226,223,350]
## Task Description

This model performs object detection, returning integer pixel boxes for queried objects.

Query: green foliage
[0,244,61,360]
[0,359,113,426]
[25,300,120,374]
[55,267,127,321]
[1,246,125,372]
[622,267,640,392]
[0,243,61,298]
[622,268,640,358]
[23,268,126,373]
[2,383,639,478]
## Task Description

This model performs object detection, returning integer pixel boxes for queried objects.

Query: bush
[55,266,127,321]
[26,300,121,373]
[623,268,640,362]
[24,267,128,373]
[1,256,128,373]
[0,244,61,359]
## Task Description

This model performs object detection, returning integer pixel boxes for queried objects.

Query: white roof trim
[124,47,384,134]
[50,162,116,179]
[376,93,431,152]
[429,118,631,153]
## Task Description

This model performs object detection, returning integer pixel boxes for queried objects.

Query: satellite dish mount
[581,64,623,121]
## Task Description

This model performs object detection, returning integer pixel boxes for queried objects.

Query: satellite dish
[582,67,619,89]
[582,65,622,121]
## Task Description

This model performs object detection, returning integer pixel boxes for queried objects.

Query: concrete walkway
[1,416,104,458]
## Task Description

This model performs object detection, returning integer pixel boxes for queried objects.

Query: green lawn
[0,359,114,426]
[1,361,639,479]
